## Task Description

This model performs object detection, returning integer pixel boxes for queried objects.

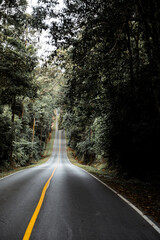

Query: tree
[54,0,160,178]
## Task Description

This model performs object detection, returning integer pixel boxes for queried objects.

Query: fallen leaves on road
[96,174,160,225]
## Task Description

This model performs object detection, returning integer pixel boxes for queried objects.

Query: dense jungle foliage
[0,0,160,179]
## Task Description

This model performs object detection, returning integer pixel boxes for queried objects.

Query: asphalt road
[0,128,160,240]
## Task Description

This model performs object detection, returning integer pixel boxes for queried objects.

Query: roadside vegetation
[0,0,60,171]
[0,122,56,179]
[56,0,160,180]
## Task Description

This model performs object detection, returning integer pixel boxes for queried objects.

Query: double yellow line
[23,132,61,240]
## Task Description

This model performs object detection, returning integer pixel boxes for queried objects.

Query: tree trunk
[126,21,134,86]
[31,118,35,160]
[10,96,16,167]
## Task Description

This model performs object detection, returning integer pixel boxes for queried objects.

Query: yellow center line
[23,132,61,240]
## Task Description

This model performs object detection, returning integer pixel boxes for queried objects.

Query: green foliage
[55,0,160,178]
[91,116,109,158]
[0,67,57,168]
[13,139,33,166]
[0,1,58,168]
[76,139,95,163]
[0,109,12,167]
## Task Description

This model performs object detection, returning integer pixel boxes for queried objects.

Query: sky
[27,0,64,14]
[27,0,64,61]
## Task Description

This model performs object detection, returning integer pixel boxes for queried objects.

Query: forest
[0,0,160,179]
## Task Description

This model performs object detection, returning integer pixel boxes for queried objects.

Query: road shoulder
[67,146,160,229]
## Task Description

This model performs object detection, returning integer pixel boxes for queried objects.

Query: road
[0,127,160,240]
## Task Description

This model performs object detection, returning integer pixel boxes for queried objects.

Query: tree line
[54,0,160,178]
[0,0,58,169]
